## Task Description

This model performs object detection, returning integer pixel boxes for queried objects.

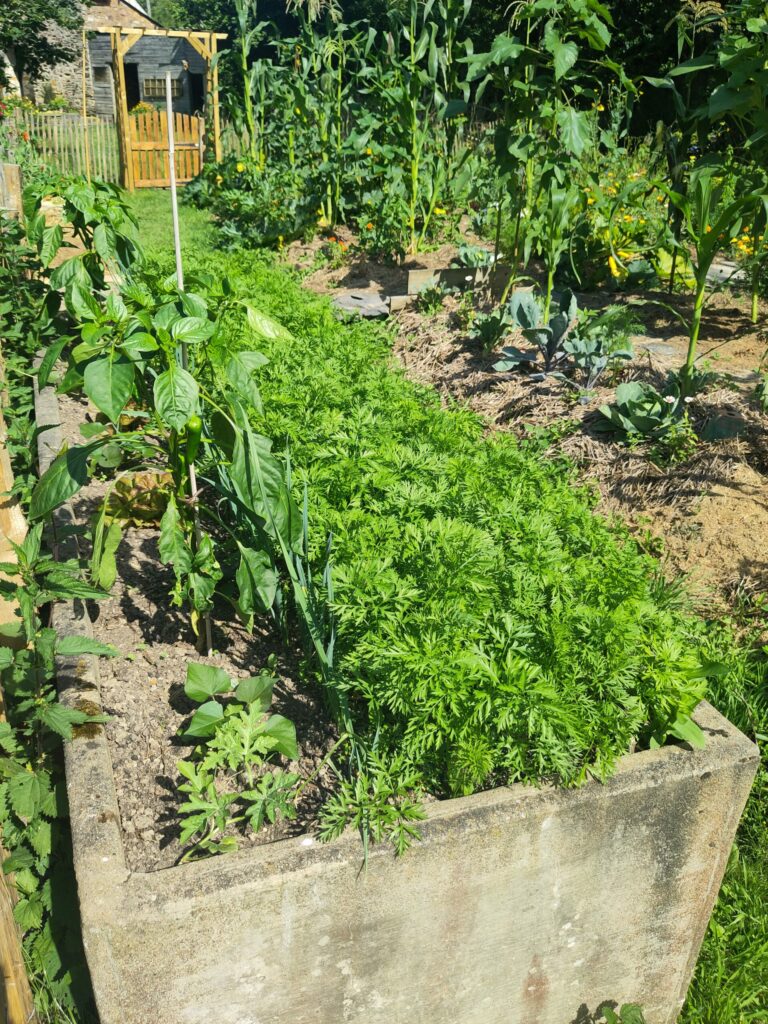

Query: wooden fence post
[0,164,22,220]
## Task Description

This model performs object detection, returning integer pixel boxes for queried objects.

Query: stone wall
[29,0,155,114]
[28,14,92,112]
[85,0,156,31]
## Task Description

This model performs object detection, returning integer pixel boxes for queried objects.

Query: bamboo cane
[165,72,213,657]
[82,30,92,184]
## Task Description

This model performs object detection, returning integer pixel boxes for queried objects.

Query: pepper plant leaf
[30,441,106,521]
[154,366,199,431]
[83,354,135,424]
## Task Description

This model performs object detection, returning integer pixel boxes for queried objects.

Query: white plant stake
[165,70,213,656]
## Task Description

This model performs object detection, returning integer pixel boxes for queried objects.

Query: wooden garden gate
[98,27,226,191]
[129,109,204,188]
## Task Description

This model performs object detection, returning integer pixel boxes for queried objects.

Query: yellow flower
[623,214,633,223]
[236,162,245,173]
[216,174,223,185]
[597,103,605,112]
[587,197,596,205]
[365,147,373,156]
[294,107,301,115]
[434,206,446,215]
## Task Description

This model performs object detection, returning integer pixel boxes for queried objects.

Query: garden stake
[81,30,92,185]
[165,71,213,656]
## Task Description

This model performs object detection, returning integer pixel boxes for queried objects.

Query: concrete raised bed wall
[35,381,759,1024]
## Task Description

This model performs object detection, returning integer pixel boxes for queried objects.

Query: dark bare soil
[57,392,338,873]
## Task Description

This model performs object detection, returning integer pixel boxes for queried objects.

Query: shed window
[143,78,182,99]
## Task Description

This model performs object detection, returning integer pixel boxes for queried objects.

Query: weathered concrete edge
[33,370,760,1012]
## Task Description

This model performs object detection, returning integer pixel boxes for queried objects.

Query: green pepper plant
[23,178,142,293]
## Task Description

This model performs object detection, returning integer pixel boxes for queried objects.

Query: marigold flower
[366,222,374,230]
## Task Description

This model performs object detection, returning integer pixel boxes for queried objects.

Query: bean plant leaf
[29,441,106,521]
[84,354,135,423]
[235,674,275,708]
[154,366,199,431]
[260,715,298,760]
[185,663,232,703]
[185,700,225,738]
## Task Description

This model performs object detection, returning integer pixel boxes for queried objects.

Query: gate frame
[97,27,227,191]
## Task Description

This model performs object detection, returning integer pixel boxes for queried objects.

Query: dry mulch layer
[57,393,338,874]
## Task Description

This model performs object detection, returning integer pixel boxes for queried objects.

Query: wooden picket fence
[8,110,120,183]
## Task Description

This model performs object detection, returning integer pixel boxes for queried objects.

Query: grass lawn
[128,188,216,259]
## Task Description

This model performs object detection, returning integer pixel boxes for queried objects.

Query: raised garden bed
[36,317,759,1024]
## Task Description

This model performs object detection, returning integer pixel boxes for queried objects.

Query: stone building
[25,0,207,118]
